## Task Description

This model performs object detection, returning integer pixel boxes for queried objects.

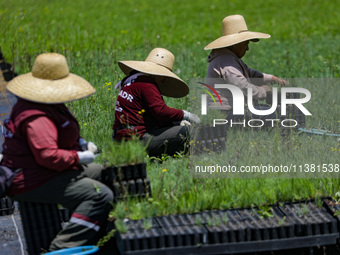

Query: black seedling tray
[0,196,15,216]
[266,92,306,130]
[104,163,151,201]
[196,125,228,140]
[58,207,71,222]
[322,197,340,228]
[107,163,147,182]
[161,225,207,248]
[193,137,226,154]
[19,201,63,255]
[115,201,340,255]
[113,177,152,201]
[192,125,228,154]
[0,52,17,81]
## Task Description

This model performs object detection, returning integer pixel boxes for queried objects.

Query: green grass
[1,0,339,220]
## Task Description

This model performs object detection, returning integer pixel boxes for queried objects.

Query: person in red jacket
[113,48,200,157]
[1,53,113,251]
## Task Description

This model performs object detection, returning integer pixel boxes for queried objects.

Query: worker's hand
[79,138,98,153]
[77,150,95,164]
[261,85,272,93]
[87,142,98,154]
[183,110,201,124]
[272,76,289,86]
[180,120,191,127]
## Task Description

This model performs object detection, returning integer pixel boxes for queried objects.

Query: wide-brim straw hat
[7,53,95,104]
[118,48,189,98]
[204,15,270,50]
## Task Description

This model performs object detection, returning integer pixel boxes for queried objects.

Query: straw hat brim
[118,61,189,98]
[204,31,270,50]
[7,72,96,104]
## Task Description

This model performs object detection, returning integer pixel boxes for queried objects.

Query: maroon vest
[1,99,82,194]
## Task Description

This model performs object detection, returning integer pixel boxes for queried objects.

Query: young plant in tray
[102,138,149,199]
[103,138,147,167]
[199,107,226,127]
[257,205,274,219]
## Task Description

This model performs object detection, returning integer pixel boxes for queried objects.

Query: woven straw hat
[204,15,270,50]
[7,53,95,104]
[118,48,189,98]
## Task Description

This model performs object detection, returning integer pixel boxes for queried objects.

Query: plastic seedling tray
[114,201,340,255]
[0,196,15,216]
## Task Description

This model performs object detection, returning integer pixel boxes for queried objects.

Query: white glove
[79,138,98,153]
[180,120,191,127]
[77,151,95,164]
[87,142,98,153]
[183,110,201,124]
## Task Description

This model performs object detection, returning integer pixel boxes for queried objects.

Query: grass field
[0,0,339,220]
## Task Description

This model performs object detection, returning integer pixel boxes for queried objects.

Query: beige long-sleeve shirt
[206,48,274,111]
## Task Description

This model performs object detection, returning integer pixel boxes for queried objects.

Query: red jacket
[113,75,184,140]
[1,99,82,195]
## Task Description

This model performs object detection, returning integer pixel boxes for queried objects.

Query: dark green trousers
[11,163,114,251]
[141,125,190,157]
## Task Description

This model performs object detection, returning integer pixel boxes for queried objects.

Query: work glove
[180,120,191,127]
[77,150,95,164]
[79,138,98,153]
[183,110,201,124]
[172,120,192,127]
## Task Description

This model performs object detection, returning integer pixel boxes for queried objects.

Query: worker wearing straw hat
[1,53,114,251]
[205,15,289,121]
[113,48,200,157]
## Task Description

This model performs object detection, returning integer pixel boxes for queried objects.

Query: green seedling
[142,218,153,230]
[296,204,309,217]
[302,204,310,215]
[335,191,340,203]
[113,202,127,220]
[212,216,222,227]
[96,229,116,247]
[257,205,274,218]
[206,217,213,227]
[115,219,128,234]
[148,154,170,163]
[278,216,286,226]
[221,213,229,224]
[195,215,203,226]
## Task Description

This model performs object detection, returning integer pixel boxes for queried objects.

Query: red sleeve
[25,116,79,171]
[141,83,184,121]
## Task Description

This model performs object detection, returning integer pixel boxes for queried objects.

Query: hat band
[238,29,249,33]
[52,73,69,80]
